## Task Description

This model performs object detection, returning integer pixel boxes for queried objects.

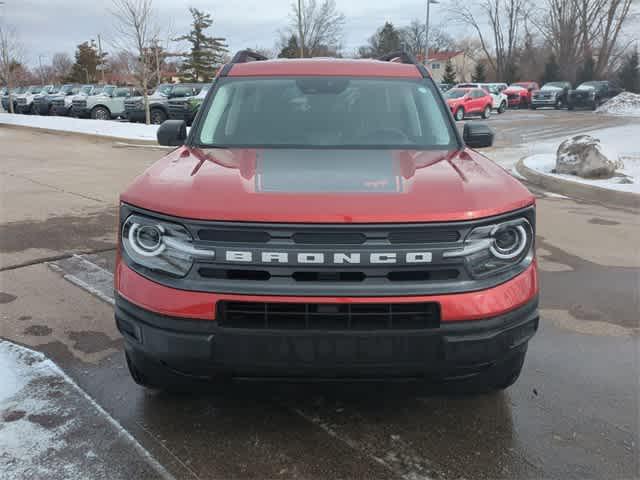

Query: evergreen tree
[67,41,106,83]
[577,56,596,84]
[176,8,228,82]
[471,62,486,82]
[617,48,639,93]
[541,54,560,84]
[442,59,457,84]
[360,22,402,57]
[278,35,300,59]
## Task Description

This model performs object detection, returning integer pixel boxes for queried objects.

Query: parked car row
[441,79,624,119]
[1,82,211,125]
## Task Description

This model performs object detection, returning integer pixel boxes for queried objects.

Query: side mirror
[463,123,494,149]
[157,120,187,146]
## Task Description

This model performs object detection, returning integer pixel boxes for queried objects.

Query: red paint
[228,58,423,78]
[115,260,538,322]
[120,147,534,223]
[505,82,540,107]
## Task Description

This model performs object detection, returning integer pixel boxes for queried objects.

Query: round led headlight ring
[128,223,166,257]
[489,224,528,260]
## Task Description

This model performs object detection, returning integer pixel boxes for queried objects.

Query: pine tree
[577,56,596,84]
[278,35,300,59]
[375,22,401,56]
[541,54,560,84]
[617,48,639,93]
[471,62,486,82]
[66,41,106,83]
[442,59,457,84]
[176,8,228,82]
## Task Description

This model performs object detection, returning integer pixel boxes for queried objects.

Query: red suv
[504,82,539,108]
[116,51,538,392]
[444,87,493,121]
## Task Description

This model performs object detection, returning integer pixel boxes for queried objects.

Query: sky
[2,0,449,67]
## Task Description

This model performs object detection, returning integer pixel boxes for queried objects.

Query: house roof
[427,51,464,62]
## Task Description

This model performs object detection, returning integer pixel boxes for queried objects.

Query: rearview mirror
[463,123,494,148]
[157,120,187,146]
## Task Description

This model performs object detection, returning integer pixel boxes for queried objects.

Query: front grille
[217,301,440,330]
[508,94,519,100]
[168,100,188,117]
[52,99,65,107]
[72,99,87,109]
[124,100,142,112]
[33,97,45,105]
[17,98,27,105]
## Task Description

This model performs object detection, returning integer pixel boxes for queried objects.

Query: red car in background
[504,82,540,109]
[444,87,493,121]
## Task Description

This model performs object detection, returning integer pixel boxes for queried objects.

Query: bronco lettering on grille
[223,251,433,264]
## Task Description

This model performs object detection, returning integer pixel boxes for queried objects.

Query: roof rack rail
[219,49,269,77]
[377,50,429,78]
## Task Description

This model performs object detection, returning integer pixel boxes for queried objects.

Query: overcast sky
[3,0,451,66]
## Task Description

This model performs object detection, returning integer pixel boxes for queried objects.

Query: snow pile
[521,124,640,194]
[595,91,640,117]
[0,113,161,141]
[555,135,622,178]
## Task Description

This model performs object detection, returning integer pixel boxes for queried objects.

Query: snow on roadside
[596,92,640,117]
[0,112,160,141]
[0,340,172,480]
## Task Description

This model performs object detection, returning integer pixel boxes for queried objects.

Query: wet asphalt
[1,111,639,479]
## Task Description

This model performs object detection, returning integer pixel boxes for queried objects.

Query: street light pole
[424,0,439,65]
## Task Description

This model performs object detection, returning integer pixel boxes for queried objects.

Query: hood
[121,147,534,223]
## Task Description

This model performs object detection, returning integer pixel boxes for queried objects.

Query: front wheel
[91,106,111,120]
[455,107,465,121]
[150,108,167,125]
[498,101,507,114]
[481,105,491,119]
[447,345,528,394]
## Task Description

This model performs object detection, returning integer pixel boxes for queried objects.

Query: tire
[47,105,54,116]
[498,101,507,114]
[29,103,37,115]
[446,345,528,395]
[481,105,491,119]
[554,98,563,109]
[91,105,111,120]
[455,107,465,121]
[150,108,167,125]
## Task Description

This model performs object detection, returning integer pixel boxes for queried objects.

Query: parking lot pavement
[1,116,638,479]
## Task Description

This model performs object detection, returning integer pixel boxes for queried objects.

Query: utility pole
[297,0,305,58]
[424,0,439,65]
[38,54,44,84]
[97,34,105,83]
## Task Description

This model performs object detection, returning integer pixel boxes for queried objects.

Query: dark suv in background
[568,81,623,110]
[167,83,209,125]
[125,83,203,124]
[531,82,571,109]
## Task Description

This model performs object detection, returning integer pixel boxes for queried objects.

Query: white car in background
[457,82,508,114]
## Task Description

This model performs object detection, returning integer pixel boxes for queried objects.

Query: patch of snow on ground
[596,92,640,117]
[0,113,161,141]
[507,123,640,194]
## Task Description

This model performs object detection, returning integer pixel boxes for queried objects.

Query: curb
[0,122,159,146]
[516,157,639,209]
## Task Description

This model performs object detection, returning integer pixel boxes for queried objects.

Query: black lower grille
[217,301,440,330]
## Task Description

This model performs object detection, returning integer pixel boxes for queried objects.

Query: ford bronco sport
[116,51,538,392]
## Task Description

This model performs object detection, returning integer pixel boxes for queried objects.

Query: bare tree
[400,21,455,57]
[51,52,73,82]
[290,0,345,57]
[448,0,529,82]
[111,0,158,124]
[532,0,633,81]
[0,24,23,114]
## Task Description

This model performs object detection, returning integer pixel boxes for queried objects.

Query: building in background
[424,51,477,83]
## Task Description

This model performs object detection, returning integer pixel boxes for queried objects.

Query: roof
[427,51,464,62]
[227,58,423,78]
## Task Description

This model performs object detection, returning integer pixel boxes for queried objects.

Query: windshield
[80,86,93,94]
[170,85,194,98]
[509,85,526,91]
[155,84,173,96]
[542,83,564,90]
[114,87,132,97]
[197,76,456,150]
[27,87,42,94]
[101,86,116,96]
[445,89,467,99]
[60,85,74,94]
[577,83,598,90]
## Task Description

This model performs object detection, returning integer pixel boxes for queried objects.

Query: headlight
[121,214,214,277]
[64,97,73,106]
[444,217,533,278]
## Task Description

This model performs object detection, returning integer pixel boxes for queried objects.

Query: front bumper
[568,96,596,107]
[116,293,538,379]
[72,107,91,118]
[125,109,145,122]
[52,105,72,116]
[531,97,558,107]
